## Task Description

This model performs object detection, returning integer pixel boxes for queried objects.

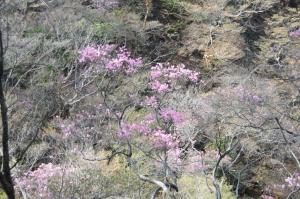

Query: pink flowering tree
[70,44,240,198]
[74,43,202,197]
[19,42,241,198]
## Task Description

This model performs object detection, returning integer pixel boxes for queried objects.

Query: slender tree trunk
[152,0,160,19]
[0,29,15,199]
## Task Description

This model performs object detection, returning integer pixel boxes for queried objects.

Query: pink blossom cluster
[167,147,183,170]
[273,173,300,190]
[144,96,158,108]
[149,80,170,93]
[144,114,156,124]
[149,63,199,93]
[150,63,198,82]
[79,44,115,63]
[16,163,74,198]
[234,86,262,104]
[184,149,231,174]
[167,149,232,174]
[264,173,300,198]
[92,0,119,12]
[289,28,300,37]
[216,85,263,104]
[284,173,300,188]
[215,85,263,106]
[117,122,151,138]
[106,47,143,74]
[116,108,184,149]
[79,45,143,74]
[160,108,184,124]
[59,120,76,137]
[152,129,179,149]
[54,110,98,139]
[261,195,275,199]
[184,153,208,173]
[117,114,179,149]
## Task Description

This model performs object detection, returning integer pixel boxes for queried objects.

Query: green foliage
[90,22,113,39]
[125,107,151,123]
[191,11,222,24]
[88,9,147,48]
[23,26,45,38]
[53,47,77,66]
[161,0,184,13]
[0,190,6,199]
[166,20,186,38]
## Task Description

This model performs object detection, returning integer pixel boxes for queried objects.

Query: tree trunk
[152,0,160,19]
[0,29,15,199]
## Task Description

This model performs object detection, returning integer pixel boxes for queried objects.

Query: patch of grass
[88,9,147,47]
[125,107,151,124]
[23,26,45,37]
[177,174,235,199]
[90,22,113,40]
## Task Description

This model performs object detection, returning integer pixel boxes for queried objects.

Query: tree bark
[0,29,15,199]
[152,0,160,19]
